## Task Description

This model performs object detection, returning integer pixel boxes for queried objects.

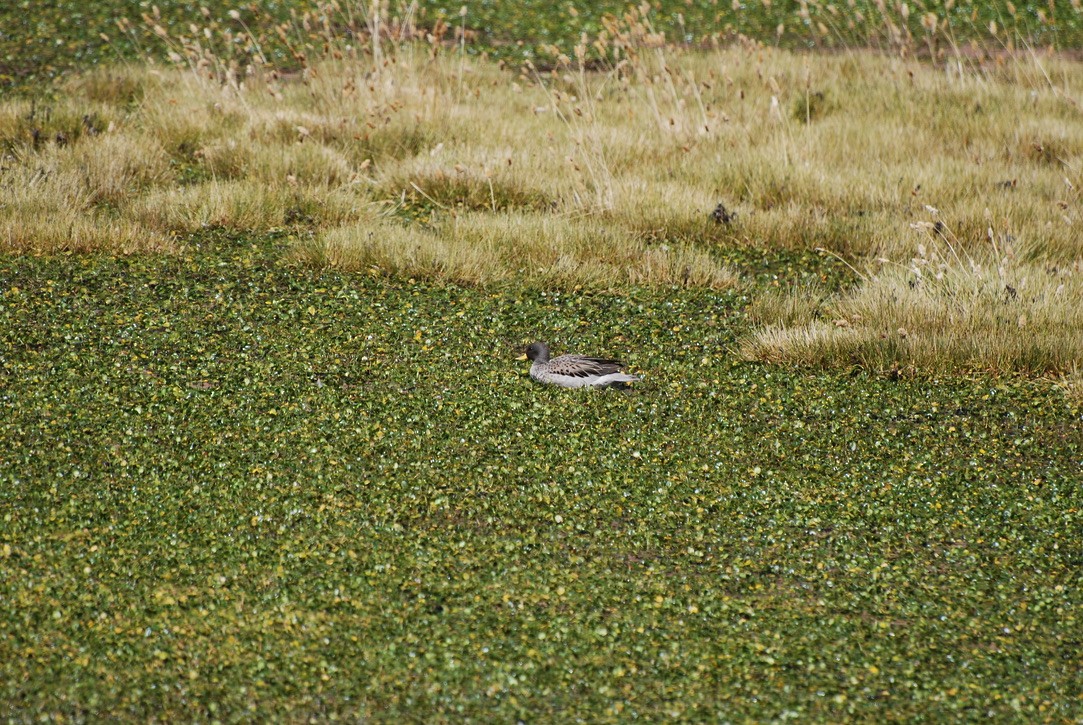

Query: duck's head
[525,341,550,363]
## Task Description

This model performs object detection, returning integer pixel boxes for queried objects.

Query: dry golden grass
[312,211,736,289]
[741,199,1083,373]
[2,15,1083,369]
[742,258,1083,373]
[1058,366,1083,404]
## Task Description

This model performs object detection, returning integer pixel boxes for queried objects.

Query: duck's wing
[547,354,627,379]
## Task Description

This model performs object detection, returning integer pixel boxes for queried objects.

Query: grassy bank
[4,28,1083,372]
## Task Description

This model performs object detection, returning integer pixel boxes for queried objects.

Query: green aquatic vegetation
[0,234,1080,719]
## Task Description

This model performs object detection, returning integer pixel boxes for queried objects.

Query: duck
[523,341,641,389]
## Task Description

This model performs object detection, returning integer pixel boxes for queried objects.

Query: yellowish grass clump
[313,211,736,288]
[1058,367,1083,405]
[2,20,1083,370]
[743,246,1083,374]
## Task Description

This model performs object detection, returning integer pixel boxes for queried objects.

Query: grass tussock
[128,181,364,233]
[307,212,736,289]
[380,165,554,214]
[741,238,1083,374]
[1057,367,1083,405]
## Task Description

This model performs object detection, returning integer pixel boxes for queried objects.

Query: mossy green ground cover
[1,234,1081,719]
